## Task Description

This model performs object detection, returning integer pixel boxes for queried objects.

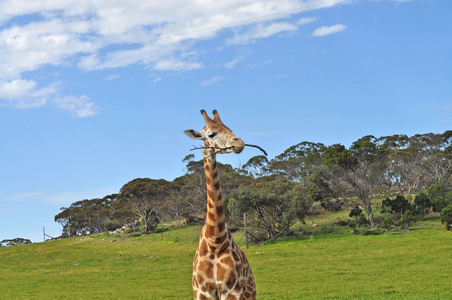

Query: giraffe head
[184,109,245,155]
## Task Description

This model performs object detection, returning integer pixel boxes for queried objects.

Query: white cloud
[0,0,348,114]
[105,74,120,81]
[227,21,298,45]
[224,57,245,69]
[53,95,98,118]
[201,75,224,87]
[312,24,347,37]
[0,78,59,108]
[298,16,317,25]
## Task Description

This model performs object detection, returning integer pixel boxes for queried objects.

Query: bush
[428,184,452,212]
[382,214,394,233]
[414,191,432,219]
[104,221,122,232]
[321,198,343,211]
[349,206,363,221]
[352,228,384,235]
[153,227,169,234]
[440,204,452,231]
[398,211,417,229]
[334,220,350,227]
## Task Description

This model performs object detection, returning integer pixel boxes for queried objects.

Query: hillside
[1,214,451,299]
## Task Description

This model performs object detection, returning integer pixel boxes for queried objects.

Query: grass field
[1,215,451,299]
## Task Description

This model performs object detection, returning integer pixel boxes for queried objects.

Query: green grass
[1,218,451,299]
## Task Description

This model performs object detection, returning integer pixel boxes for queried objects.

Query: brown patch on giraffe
[226,294,237,300]
[233,281,242,293]
[212,171,218,181]
[192,276,198,288]
[247,275,254,287]
[220,256,234,269]
[199,240,208,256]
[216,263,227,281]
[207,212,216,222]
[218,241,230,255]
[215,234,227,244]
[205,224,215,238]
[214,181,221,191]
[225,271,237,290]
[218,221,225,233]
[232,249,240,262]
[207,190,215,200]
[216,205,224,215]
[199,294,209,300]
[198,260,214,278]
[207,200,214,209]
[203,281,216,294]
[196,273,205,285]
[206,176,212,185]
[208,243,216,253]
[204,164,210,172]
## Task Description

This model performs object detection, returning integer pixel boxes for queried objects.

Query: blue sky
[1,0,451,242]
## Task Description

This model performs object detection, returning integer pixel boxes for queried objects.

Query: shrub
[104,221,122,232]
[321,198,343,211]
[440,204,452,231]
[382,214,394,234]
[153,227,169,234]
[398,211,417,229]
[349,206,363,221]
[413,191,432,219]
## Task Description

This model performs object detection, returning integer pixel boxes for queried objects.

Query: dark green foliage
[104,221,122,232]
[229,179,313,241]
[321,198,343,211]
[382,214,394,233]
[413,191,432,219]
[398,210,417,229]
[349,206,363,221]
[428,184,452,212]
[0,238,32,247]
[52,131,452,242]
[381,195,412,217]
[440,204,452,230]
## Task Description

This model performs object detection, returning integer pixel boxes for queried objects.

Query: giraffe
[184,109,256,300]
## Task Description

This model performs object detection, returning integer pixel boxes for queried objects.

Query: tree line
[54,131,452,241]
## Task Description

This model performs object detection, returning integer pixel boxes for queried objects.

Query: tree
[241,155,270,178]
[381,195,412,220]
[413,191,432,219]
[55,197,115,237]
[269,141,326,185]
[229,179,312,241]
[323,136,388,227]
[119,178,174,232]
[440,204,452,231]
[427,184,452,212]
[0,238,32,247]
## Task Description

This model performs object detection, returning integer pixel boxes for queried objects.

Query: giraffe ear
[184,129,204,140]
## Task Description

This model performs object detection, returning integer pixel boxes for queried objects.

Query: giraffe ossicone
[184,109,256,300]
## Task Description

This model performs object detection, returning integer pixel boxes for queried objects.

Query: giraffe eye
[208,132,217,138]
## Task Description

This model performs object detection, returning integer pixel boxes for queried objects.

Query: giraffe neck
[202,151,227,244]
